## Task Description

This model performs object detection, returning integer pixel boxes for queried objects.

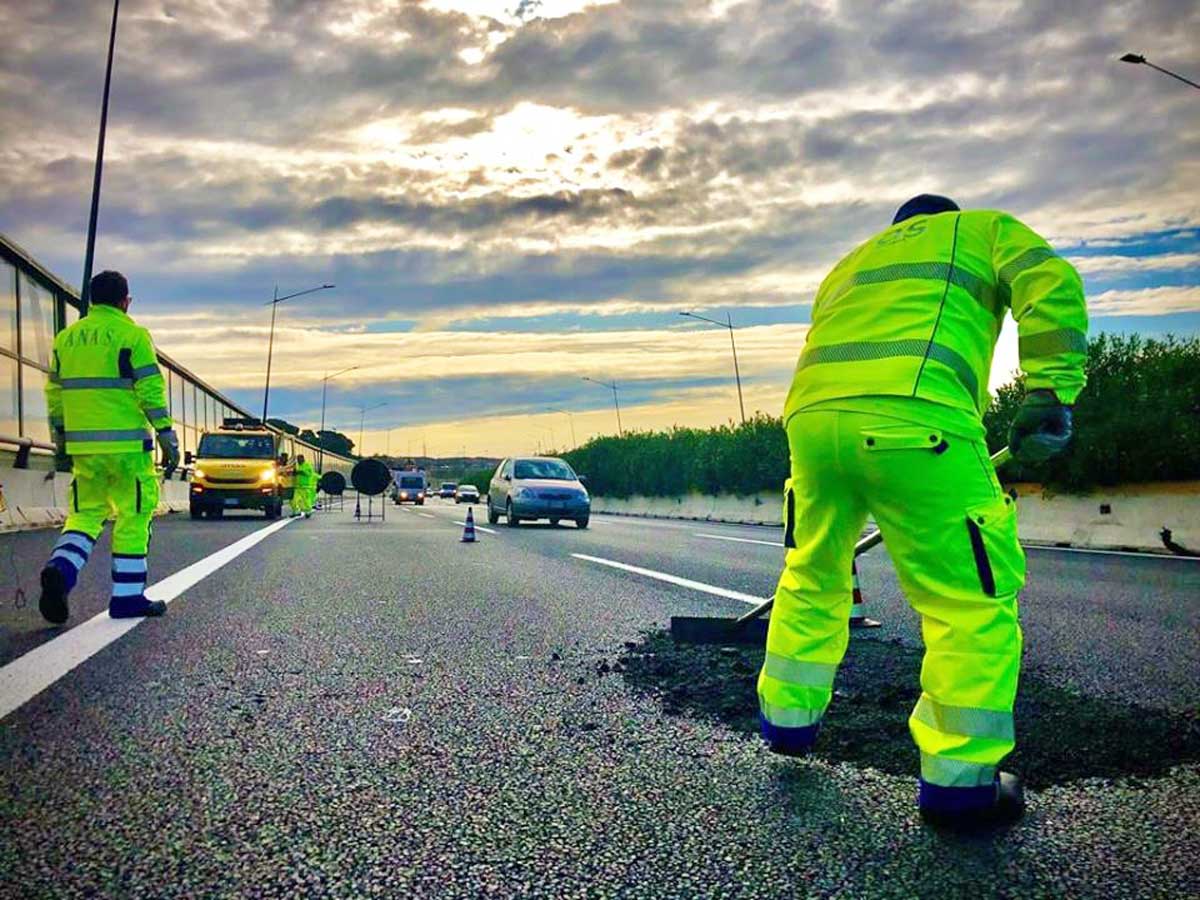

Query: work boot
[760,716,820,758]
[38,565,70,625]
[919,772,1025,830]
[109,596,168,619]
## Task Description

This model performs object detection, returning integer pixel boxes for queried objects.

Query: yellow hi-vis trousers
[289,485,313,515]
[63,452,158,554]
[758,408,1025,792]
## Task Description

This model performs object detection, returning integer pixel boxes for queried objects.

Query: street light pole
[679,311,746,425]
[547,407,577,448]
[317,364,358,473]
[1120,53,1200,90]
[261,282,335,423]
[582,377,622,437]
[357,401,388,457]
[80,0,121,310]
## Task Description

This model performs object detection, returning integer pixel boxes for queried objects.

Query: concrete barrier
[0,467,192,534]
[592,482,1200,555]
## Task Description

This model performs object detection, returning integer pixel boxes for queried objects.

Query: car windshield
[197,434,275,459]
[514,459,576,480]
[458,485,476,492]
[399,476,423,488]
[441,483,456,489]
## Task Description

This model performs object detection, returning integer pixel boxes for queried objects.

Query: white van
[392,470,427,505]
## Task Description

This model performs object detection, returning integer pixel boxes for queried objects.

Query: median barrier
[591,482,1200,554]
[0,466,193,534]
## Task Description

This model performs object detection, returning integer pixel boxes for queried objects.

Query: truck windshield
[197,434,275,459]
[514,459,575,480]
[400,476,424,488]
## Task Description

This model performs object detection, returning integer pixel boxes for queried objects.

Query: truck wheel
[190,505,202,520]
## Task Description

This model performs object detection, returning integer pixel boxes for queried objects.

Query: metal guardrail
[0,433,54,469]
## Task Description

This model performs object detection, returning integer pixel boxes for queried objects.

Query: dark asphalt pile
[619,631,1200,789]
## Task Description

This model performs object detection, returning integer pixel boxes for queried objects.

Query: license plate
[224,498,239,506]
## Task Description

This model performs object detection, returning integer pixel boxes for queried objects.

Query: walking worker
[39,270,181,623]
[759,195,1087,827]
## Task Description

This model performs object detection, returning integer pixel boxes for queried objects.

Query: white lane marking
[694,532,783,548]
[1025,544,1198,561]
[418,513,436,519]
[456,520,498,535]
[572,553,764,606]
[0,517,294,721]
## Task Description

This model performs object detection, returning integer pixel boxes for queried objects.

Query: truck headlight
[259,467,276,482]
[193,468,206,480]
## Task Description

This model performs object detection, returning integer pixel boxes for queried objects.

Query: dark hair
[90,270,129,306]
[892,194,960,225]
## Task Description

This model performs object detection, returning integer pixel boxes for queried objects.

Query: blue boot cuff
[760,715,820,755]
[918,778,998,814]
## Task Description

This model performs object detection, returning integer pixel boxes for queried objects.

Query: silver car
[487,456,590,528]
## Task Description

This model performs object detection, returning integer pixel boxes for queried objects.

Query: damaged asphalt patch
[618,631,1200,789]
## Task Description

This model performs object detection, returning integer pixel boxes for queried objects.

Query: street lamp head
[1120,53,1146,64]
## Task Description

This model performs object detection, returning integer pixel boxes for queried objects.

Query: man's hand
[157,428,181,478]
[1008,389,1073,464]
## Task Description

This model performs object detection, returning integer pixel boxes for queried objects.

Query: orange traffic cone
[461,507,477,543]
[849,560,881,629]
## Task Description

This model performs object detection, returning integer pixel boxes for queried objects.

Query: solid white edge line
[0,517,294,721]
[417,513,436,519]
[571,553,765,606]
[1024,544,1198,561]
[694,532,783,548]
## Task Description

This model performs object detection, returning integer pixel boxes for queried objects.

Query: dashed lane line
[571,553,764,605]
[694,532,783,548]
[418,513,436,519]
[0,516,295,721]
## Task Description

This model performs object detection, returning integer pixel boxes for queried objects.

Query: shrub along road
[1,499,1197,897]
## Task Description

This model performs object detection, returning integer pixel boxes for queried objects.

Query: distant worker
[759,195,1087,827]
[39,270,181,623]
[291,454,316,518]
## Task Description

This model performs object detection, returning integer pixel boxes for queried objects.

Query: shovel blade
[669,615,769,645]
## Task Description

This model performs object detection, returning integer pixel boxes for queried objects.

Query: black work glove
[1008,389,1073,464]
[157,428,181,479]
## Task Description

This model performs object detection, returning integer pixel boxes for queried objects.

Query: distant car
[439,482,458,499]
[393,472,426,505]
[487,456,589,528]
[455,485,480,504]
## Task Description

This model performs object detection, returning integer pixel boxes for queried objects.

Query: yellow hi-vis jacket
[784,210,1088,425]
[46,304,174,455]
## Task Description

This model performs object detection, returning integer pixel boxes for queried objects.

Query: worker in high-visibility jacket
[291,454,316,518]
[759,195,1087,827]
[39,270,181,623]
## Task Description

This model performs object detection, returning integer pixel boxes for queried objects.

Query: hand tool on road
[669,445,1013,644]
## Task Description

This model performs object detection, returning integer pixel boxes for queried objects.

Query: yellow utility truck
[188,419,286,519]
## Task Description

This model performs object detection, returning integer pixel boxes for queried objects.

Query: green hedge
[563,333,1200,497]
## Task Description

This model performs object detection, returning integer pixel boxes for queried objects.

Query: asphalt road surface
[2,497,1197,898]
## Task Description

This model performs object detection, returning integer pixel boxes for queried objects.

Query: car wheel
[506,500,520,527]
[550,518,560,526]
[487,502,499,525]
[575,516,589,529]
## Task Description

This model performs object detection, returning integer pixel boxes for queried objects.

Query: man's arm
[993,214,1089,403]
[45,347,65,460]
[131,329,173,432]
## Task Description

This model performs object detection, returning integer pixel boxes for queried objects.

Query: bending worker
[290,453,316,518]
[39,270,181,623]
[759,195,1087,827]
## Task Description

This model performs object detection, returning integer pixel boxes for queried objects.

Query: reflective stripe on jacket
[46,304,174,454]
[784,209,1088,423]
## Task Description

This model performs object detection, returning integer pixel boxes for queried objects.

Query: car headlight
[514,487,534,499]
[193,468,206,480]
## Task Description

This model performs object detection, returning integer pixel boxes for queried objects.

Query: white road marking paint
[572,553,764,606]
[457,521,498,534]
[0,517,294,721]
[418,513,436,519]
[694,532,783,548]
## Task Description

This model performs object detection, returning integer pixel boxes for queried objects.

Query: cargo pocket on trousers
[136,472,160,516]
[964,494,1025,597]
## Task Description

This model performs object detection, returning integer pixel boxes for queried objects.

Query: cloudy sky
[2,0,1197,457]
